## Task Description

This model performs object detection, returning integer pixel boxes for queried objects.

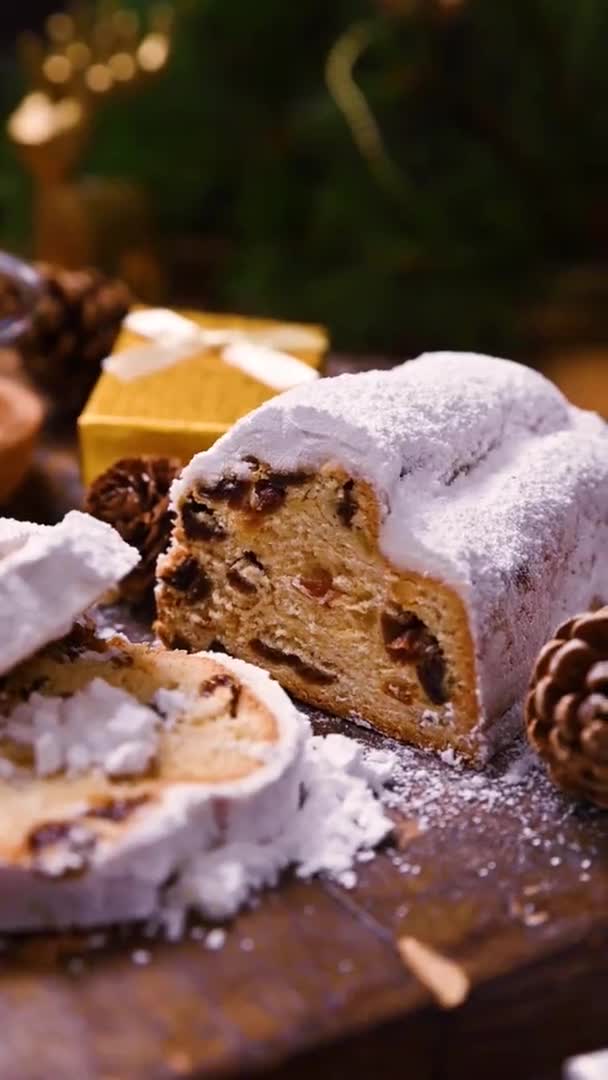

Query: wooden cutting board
[1,422,607,1080]
[0,707,606,1080]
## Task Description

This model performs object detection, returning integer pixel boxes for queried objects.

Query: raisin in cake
[0,629,304,930]
[156,352,608,763]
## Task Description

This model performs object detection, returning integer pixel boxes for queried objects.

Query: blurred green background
[2,0,608,371]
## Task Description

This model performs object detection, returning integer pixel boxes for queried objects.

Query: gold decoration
[326,2,468,193]
[7,2,177,295]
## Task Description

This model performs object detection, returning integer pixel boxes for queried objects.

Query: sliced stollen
[0,510,139,676]
[156,352,608,763]
[0,628,305,930]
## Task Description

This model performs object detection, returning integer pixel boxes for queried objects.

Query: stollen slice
[0,510,139,676]
[0,628,305,930]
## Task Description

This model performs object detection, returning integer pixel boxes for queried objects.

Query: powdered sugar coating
[176,352,608,749]
[161,731,394,929]
[3,678,160,781]
[0,511,139,676]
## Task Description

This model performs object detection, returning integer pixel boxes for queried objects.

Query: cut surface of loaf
[156,352,608,763]
[0,627,304,930]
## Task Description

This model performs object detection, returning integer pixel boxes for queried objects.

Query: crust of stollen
[156,462,485,762]
[0,634,304,931]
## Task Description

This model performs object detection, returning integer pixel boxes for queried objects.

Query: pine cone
[18,263,131,417]
[526,607,608,807]
[85,456,182,605]
[0,273,26,321]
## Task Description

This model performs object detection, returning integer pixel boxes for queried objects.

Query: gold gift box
[78,308,328,485]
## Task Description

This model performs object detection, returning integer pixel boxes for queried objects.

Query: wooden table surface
[2,371,608,1080]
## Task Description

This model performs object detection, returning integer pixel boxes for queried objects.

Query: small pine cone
[526,607,608,808]
[19,264,131,417]
[0,273,26,320]
[85,456,182,605]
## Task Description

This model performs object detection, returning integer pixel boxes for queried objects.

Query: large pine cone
[526,607,608,808]
[18,264,131,417]
[85,456,182,605]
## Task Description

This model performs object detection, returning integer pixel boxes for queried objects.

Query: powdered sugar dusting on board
[150,706,603,950]
[303,709,604,936]
[176,352,608,754]
[34,697,603,963]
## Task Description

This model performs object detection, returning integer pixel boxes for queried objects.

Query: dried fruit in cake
[526,606,608,807]
[0,630,304,930]
[155,352,608,763]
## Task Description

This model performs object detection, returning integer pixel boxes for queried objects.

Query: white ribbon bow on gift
[103,308,321,392]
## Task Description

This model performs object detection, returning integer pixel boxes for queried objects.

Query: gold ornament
[7,2,177,297]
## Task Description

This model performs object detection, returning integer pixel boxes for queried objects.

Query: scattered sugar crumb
[162,733,395,929]
[347,713,374,732]
[357,850,376,863]
[524,909,548,927]
[523,883,542,896]
[336,869,357,890]
[438,747,461,767]
[131,948,151,966]
[501,748,537,785]
[205,929,226,951]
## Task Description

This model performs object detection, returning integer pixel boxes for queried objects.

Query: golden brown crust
[156,461,482,760]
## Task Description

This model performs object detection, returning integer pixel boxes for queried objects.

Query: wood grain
[1,379,608,1080]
